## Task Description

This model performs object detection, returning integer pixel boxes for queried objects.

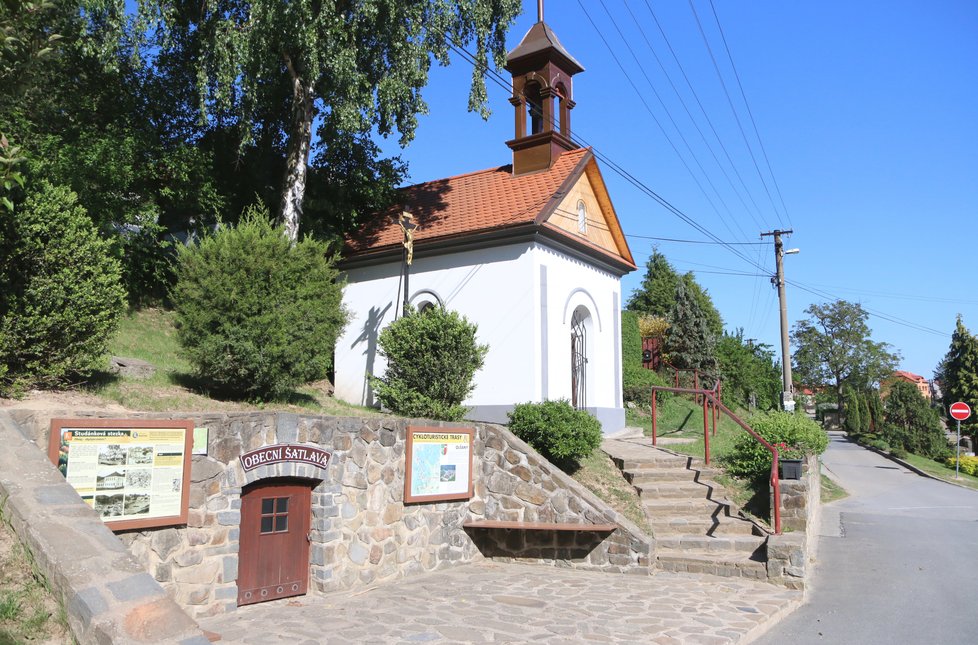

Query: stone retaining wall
[767,453,821,590]
[7,410,652,618]
[0,411,208,645]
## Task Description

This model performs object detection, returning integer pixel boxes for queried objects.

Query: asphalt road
[754,432,978,645]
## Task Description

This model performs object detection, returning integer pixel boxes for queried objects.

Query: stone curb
[0,411,209,645]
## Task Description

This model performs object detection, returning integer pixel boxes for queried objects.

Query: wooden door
[237,480,311,606]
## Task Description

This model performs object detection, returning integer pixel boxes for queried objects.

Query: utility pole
[761,229,797,412]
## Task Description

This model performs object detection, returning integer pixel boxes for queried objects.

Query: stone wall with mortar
[8,410,652,618]
[767,453,821,590]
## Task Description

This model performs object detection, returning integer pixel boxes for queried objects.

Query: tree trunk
[280,53,315,243]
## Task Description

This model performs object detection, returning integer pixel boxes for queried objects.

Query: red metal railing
[649,385,782,534]
[661,362,722,405]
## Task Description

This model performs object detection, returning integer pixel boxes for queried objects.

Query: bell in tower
[505,2,584,175]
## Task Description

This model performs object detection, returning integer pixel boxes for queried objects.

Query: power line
[686,0,786,230]
[447,42,772,275]
[707,0,792,229]
[624,0,772,232]
[627,234,764,245]
[447,43,950,342]
[575,0,748,244]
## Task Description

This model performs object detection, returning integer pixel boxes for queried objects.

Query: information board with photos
[48,418,194,531]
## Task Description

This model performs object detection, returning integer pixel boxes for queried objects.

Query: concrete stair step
[655,550,769,580]
[635,481,720,498]
[643,498,732,517]
[655,535,767,555]
[615,456,693,471]
[651,515,759,537]
[625,466,720,484]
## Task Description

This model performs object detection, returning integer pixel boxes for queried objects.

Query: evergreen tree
[843,387,862,435]
[882,381,948,459]
[682,274,724,337]
[627,249,723,335]
[664,280,717,373]
[626,250,680,317]
[859,391,872,433]
[937,316,978,433]
[867,388,884,432]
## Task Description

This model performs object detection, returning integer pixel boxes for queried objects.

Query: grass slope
[89,308,376,416]
[0,515,69,644]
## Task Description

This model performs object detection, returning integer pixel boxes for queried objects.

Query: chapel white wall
[334,241,624,432]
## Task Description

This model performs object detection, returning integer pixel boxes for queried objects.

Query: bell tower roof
[503,6,585,176]
[505,21,584,75]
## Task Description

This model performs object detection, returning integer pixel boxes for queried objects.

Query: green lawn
[820,474,848,503]
[901,453,978,491]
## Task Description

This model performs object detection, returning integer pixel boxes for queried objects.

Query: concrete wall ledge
[0,411,209,645]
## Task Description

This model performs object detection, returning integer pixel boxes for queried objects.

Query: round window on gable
[577,200,588,234]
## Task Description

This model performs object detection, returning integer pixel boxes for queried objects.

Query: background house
[882,370,932,401]
[333,18,637,433]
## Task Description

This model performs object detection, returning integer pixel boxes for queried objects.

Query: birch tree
[138,0,521,241]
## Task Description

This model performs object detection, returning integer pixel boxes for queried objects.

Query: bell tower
[505,1,584,176]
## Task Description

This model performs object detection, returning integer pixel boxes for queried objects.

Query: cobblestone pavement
[199,562,802,644]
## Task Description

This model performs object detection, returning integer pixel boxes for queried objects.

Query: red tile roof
[346,148,591,255]
[893,370,927,384]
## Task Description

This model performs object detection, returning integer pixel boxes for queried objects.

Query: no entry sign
[949,402,972,421]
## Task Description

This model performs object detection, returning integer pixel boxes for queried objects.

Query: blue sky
[377,0,978,382]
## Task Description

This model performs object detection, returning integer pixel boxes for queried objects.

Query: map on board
[406,429,472,502]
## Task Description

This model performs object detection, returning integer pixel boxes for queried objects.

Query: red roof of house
[893,370,927,384]
[344,148,634,271]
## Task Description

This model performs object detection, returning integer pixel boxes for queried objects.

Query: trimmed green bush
[372,305,488,421]
[508,399,602,468]
[171,206,347,400]
[724,411,829,479]
[0,182,126,394]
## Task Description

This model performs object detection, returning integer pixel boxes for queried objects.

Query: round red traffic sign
[949,402,972,421]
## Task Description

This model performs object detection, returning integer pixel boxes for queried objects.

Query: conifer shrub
[724,411,829,480]
[171,207,347,400]
[507,399,602,469]
[372,305,488,421]
[0,182,126,394]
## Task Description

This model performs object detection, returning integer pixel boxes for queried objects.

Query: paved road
[755,432,978,645]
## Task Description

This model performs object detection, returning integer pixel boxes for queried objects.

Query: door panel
[237,480,311,606]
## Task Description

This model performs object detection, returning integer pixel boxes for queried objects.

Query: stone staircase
[603,437,769,580]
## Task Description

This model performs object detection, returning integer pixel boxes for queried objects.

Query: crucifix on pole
[399,211,417,316]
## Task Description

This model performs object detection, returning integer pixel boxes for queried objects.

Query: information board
[404,426,474,503]
[48,418,194,531]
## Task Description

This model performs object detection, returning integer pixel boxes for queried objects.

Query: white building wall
[334,241,625,433]
[334,243,541,417]
[532,244,623,431]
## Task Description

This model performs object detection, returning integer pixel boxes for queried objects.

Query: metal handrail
[649,385,782,534]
